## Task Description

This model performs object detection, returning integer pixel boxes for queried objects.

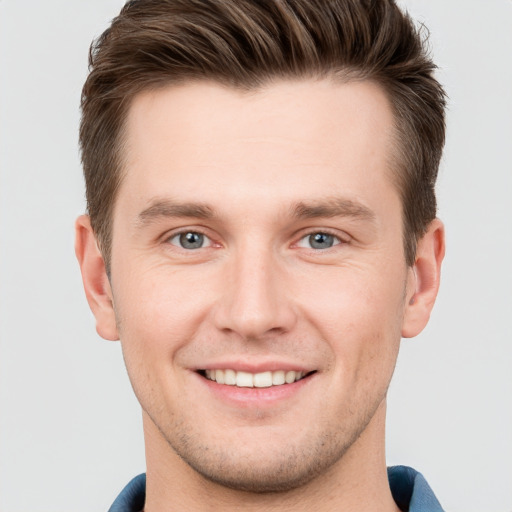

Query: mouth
[197,369,315,388]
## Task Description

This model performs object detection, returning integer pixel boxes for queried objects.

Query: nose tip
[224,301,289,340]
[212,255,297,340]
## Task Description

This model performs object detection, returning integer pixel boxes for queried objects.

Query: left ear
[401,218,445,338]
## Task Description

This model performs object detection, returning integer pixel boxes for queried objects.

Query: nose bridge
[214,236,296,339]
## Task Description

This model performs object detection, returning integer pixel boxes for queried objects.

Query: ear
[401,218,445,338]
[75,215,119,341]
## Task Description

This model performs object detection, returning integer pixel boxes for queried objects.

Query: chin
[164,421,362,494]
[182,448,341,494]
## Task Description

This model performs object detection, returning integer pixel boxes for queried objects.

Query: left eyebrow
[291,197,376,222]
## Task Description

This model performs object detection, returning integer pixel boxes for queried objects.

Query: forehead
[119,79,397,215]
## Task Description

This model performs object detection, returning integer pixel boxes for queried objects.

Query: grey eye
[309,233,335,249]
[169,231,211,249]
[297,232,340,250]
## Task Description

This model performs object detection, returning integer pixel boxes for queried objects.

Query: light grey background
[0,1,511,511]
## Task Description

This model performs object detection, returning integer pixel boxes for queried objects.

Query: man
[75,0,446,510]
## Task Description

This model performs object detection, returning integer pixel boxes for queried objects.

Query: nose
[212,245,297,340]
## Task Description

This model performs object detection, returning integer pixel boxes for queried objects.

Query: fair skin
[76,79,444,511]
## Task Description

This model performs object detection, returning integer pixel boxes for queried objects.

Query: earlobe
[401,218,445,338]
[75,215,119,341]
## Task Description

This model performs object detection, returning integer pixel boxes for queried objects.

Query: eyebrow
[137,199,214,225]
[136,196,376,226]
[292,197,376,222]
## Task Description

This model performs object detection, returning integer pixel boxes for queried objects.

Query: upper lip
[193,360,314,374]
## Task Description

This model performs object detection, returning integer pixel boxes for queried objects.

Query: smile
[201,369,310,388]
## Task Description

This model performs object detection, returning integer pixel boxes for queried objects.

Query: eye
[168,231,212,250]
[296,232,341,250]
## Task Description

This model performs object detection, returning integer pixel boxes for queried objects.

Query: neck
[142,401,400,512]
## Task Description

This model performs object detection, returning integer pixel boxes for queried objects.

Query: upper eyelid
[294,227,350,243]
[162,226,215,241]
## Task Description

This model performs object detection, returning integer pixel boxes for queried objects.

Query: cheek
[110,265,214,391]
[296,266,405,379]
[297,264,406,330]
[114,262,214,334]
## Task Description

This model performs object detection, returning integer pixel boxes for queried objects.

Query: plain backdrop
[0,1,511,511]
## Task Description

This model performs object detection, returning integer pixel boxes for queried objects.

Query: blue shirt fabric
[108,465,444,512]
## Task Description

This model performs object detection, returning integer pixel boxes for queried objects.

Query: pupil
[310,232,334,249]
[180,232,203,249]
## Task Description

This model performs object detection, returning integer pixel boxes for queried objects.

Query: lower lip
[195,372,314,408]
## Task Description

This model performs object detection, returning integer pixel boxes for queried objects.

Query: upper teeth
[204,369,305,388]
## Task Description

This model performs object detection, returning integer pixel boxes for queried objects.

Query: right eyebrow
[137,199,215,226]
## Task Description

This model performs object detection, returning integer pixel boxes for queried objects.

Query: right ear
[74,215,119,341]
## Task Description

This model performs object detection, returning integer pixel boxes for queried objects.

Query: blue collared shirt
[108,465,444,511]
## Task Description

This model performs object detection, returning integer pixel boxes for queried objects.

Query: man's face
[103,80,417,491]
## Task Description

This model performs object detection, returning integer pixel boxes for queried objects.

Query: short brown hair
[80,0,446,270]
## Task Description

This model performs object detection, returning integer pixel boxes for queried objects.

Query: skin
[76,79,444,511]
